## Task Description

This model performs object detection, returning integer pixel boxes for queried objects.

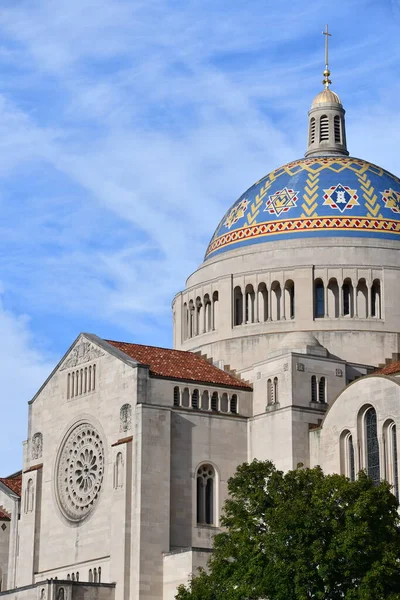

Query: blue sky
[0,0,400,473]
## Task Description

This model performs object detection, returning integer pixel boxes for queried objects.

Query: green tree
[176,461,400,600]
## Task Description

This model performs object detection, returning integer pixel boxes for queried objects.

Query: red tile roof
[0,472,22,497]
[105,339,252,390]
[376,361,400,376]
[0,506,11,520]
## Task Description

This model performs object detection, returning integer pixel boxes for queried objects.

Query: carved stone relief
[32,432,43,460]
[60,341,104,371]
[120,404,132,433]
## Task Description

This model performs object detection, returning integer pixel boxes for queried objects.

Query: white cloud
[0,291,55,473]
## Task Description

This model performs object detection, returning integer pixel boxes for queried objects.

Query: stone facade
[2,82,400,600]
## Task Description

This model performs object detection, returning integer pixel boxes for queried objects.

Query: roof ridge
[105,338,199,356]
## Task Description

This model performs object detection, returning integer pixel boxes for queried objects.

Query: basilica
[1,47,400,600]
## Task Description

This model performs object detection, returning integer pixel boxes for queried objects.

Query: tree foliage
[176,461,400,600]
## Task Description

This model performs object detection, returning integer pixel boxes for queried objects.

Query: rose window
[56,423,104,522]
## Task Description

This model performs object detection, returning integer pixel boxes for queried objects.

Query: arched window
[318,377,326,403]
[76,572,79,582]
[191,389,199,409]
[230,394,238,414]
[173,386,180,407]
[273,377,278,404]
[271,282,281,321]
[211,392,219,411]
[384,421,399,499]
[98,567,101,583]
[79,369,83,394]
[334,115,341,143]
[320,115,329,141]
[204,294,212,332]
[309,117,316,144]
[89,569,93,583]
[67,575,71,581]
[84,367,88,393]
[67,373,71,399]
[189,300,195,338]
[71,372,75,398]
[114,452,124,489]
[245,285,255,323]
[88,365,92,392]
[267,379,273,405]
[201,390,209,410]
[71,573,75,582]
[92,364,96,390]
[93,568,98,583]
[356,278,368,318]
[234,286,243,326]
[314,279,325,318]
[342,279,353,316]
[285,280,295,319]
[212,291,219,330]
[195,297,202,336]
[365,407,380,484]
[196,464,215,525]
[183,302,188,339]
[182,387,190,408]
[220,393,229,412]
[371,279,381,318]
[257,283,268,322]
[327,278,339,318]
[340,430,355,481]
[311,375,317,403]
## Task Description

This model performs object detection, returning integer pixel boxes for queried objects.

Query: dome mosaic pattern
[205,156,400,259]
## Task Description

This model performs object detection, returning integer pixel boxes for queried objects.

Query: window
[309,117,316,144]
[89,569,93,583]
[212,291,219,330]
[311,376,317,403]
[320,115,329,141]
[98,567,101,583]
[245,285,255,323]
[315,280,324,318]
[230,394,238,414]
[318,377,326,403]
[197,464,215,525]
[173,386,180,407]
[285,280,295,319]
[192,389,199,409]
[340,430,355,481]
[211,392,218,411]
[365,407,380,484]
[69,364,97,398]
[273,377,278,404]
[267,379,273,405]
[220,393,229,412]
[201,390,209,410]
[343,282,351,316]
[234,286,243,326]
[258,283,268,322]
[384,421,399,499]
[334,115,341,143]
[182,387,190,408]
[371,279,381,318]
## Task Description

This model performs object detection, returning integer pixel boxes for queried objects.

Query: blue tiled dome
[205,156,400,260]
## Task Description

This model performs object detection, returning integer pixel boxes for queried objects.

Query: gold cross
[323,24,331,68]
[322,24,332,88]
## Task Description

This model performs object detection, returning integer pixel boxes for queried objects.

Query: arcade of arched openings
[314,277,381,319]
[234,280,294,326]
[183,292,219,340]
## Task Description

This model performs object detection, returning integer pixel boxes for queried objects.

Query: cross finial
[322,24,332,88]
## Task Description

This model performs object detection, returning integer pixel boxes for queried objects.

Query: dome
[311,88,341,107]
[205,156,400,260]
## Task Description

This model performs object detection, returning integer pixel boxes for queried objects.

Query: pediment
[59,339,105,371]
